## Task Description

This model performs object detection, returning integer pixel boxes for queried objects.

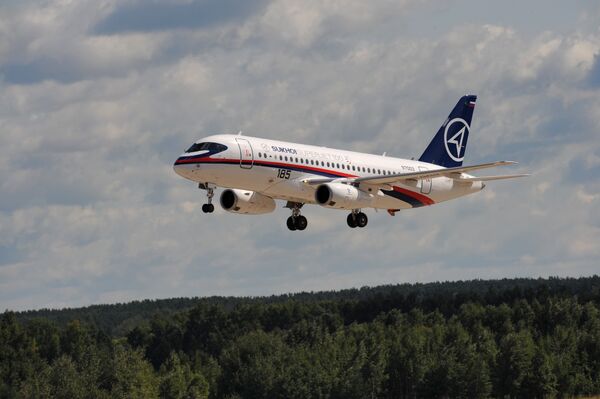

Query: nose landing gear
[200,183,215,213]
[347,210,368,228]
[285,202,307,231]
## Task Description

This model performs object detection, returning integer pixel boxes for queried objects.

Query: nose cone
[173,158,190,178]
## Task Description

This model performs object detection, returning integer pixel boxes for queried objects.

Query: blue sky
[0,0,599,311]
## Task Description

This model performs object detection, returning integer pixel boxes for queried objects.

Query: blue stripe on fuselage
[381,189,424,208]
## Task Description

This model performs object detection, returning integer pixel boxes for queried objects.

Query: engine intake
[220,189,276,215]
[314,183,373,209]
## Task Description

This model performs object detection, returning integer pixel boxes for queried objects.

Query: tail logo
[444,118,469,162]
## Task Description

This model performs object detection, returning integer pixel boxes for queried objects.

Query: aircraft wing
[354,161,520,185]
[301,161,526,186]
[452,173,530,182]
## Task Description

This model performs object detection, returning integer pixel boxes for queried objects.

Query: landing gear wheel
[295,215,308,231]
[287,216,297,231]
[356,212,368,228]
[200,183,215,214]
[286,202,307,231]
[347,213,358,228]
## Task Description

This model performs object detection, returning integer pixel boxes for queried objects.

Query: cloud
[589,53,600,87]
[1,0,600,310]
[94,0,271,34]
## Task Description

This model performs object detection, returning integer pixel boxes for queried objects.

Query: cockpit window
[185,142,227,153]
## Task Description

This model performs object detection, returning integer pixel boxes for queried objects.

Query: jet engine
[314,183,373,209]
[220,189,276,214]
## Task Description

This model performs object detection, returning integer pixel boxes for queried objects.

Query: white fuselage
[173,134,484,210]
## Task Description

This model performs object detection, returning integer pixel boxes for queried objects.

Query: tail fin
[418,95,477,168]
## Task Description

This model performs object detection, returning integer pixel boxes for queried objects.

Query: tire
[207,204,215,213]
[295,216,308,231]
[287,216,297,231]
[202,204,209,213]
[347,214,357,228]
[357,212,368,228]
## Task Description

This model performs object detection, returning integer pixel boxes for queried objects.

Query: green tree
[0,312,43,399]
[385,324,430,398]
[47,355,86,399]
[496,330,535,398]
[159,352,209,399]
[111,346,159,399]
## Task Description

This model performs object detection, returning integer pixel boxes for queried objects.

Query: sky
[0,0,599,311]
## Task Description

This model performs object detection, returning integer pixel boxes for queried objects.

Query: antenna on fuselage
[237,130,243,136]
[382,152,387,157]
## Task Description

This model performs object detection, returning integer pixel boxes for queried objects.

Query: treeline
[16,276,600,336]
[2,276,600,398]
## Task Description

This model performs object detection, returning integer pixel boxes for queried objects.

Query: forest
[1,276,600,398]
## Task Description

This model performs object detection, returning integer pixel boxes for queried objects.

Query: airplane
[173,95,528,230]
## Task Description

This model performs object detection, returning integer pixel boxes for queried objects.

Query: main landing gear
[286,202,307,231]
[200,183,215,213]
[347,210,368,228]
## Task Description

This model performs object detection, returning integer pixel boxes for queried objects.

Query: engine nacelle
[220,189,276,215]
[314,183,373,209]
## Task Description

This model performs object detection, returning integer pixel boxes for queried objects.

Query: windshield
[185,142,227,153]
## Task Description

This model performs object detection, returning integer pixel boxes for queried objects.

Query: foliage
[1,276,599,398]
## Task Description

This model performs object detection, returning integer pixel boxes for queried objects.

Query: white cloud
[576,188,598,204]
[1,0,600,310]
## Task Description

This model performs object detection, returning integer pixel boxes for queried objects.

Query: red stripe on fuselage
[176,157,356,178]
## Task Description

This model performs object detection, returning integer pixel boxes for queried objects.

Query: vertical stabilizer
[419,95,477,168]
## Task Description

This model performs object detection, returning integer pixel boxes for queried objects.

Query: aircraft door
[419,166,432,194]
[236,138,254,169]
